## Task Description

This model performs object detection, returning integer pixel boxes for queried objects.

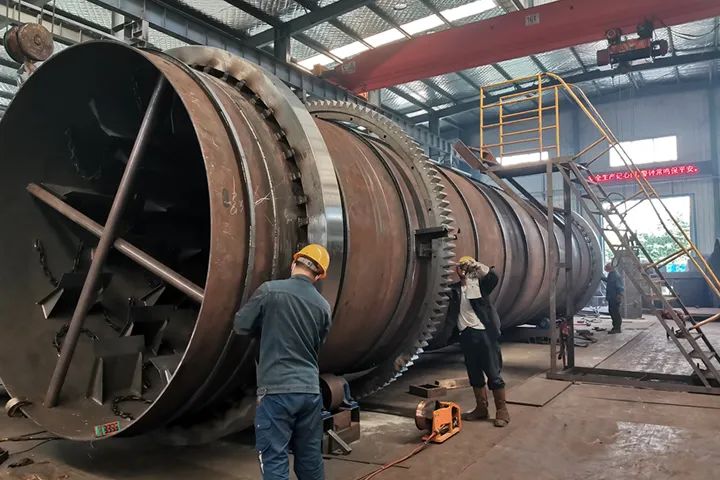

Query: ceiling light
[297,54,334,70]
[333,41,370,59]
[365,29,405,47]
[402,15,444,35]
[393,2,408,11]
[441,0,495,22]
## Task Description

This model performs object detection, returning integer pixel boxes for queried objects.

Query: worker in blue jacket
[447,256,509,427]
[234,244,332,480]
[602,261,625,334]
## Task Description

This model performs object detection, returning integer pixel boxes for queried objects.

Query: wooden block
[408,384,447,398]
[434,377,470,390]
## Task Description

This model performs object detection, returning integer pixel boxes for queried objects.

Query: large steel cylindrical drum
[0,42,600,441]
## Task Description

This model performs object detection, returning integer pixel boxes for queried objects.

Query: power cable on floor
[5,439,55,456]
[354,432,438,480]
[0,432,60,443]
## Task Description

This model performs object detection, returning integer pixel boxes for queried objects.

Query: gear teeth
[306,99,455,399]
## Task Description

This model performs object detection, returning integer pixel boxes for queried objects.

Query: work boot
[492,388,510,427]
[461,387,488,421]
[608,328,621,335]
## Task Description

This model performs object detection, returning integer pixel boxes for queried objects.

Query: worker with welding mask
[233,244,332,480]
[448,256,510,427]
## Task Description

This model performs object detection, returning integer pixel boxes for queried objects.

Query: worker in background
[448,256,510,427]
[234,245,332,480]
[602,261,624,334]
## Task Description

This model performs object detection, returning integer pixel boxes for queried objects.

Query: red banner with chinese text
[588,164,700,184]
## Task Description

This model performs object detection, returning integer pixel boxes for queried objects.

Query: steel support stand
[547,167,558,373]
[563,166,575,368]
[44,76,168,407]
[543,94,558,375]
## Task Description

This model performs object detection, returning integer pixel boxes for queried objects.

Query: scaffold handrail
[479,72,720,301]
[476,73,720,391]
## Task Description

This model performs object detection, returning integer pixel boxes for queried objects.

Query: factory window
[603,195,692,272]
[609,135,677,167]
[498,150,549,166]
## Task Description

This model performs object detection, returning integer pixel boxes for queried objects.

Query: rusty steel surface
[166,46,345,312]
[307,100,456,398]
[16,23,54,61]
[319,374,347,411]
[0,41,600,441]
[2,26,24,63]
[434,169,601,333]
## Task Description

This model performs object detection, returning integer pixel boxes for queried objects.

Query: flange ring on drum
[167,47,344,311]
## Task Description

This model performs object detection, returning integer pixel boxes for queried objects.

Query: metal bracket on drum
[415,226,450,258]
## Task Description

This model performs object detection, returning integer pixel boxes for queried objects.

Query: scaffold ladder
[465,73,720,391]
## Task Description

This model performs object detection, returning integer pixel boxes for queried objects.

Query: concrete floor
[2,315,720,480]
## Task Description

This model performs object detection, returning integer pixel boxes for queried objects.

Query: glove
[463,261,490,278]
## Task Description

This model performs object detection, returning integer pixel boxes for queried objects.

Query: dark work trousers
[459,327,505,390]
[255,393,324,480]
[608,298,623,331]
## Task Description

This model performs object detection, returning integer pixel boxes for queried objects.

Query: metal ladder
[470,73,720,390]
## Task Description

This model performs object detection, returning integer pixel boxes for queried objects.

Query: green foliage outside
[603,217,691,272]
[636,218,691,272]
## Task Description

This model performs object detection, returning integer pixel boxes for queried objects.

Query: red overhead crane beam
[324,0,720,93]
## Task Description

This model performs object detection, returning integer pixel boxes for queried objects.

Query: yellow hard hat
[293,244,330,278]
[458,255,476,265]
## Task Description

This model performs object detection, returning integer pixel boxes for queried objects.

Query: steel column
[710,88,720,240]
[44,76,167,407]
[274,27,291,63]
[563,168,575,368]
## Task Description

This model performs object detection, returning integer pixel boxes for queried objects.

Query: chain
[112,395,152,420]
[33,239,59,287]
[53,324,99,352]
[110,365,154,418]
[34,239,85,287]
